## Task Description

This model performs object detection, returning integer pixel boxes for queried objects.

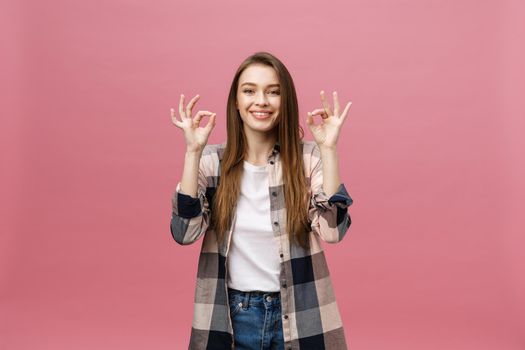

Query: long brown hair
[211,51,311,249]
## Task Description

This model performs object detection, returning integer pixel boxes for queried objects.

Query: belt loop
[242,291,250,308]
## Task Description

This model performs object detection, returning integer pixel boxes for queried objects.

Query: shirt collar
[273,142,280,154]
[268,142,280,161]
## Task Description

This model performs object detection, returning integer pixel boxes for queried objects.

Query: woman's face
[236,64,281,136]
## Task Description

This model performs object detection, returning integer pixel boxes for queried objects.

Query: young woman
[170,51,354,350]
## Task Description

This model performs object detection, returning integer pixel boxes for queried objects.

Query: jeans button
[266,296,272,302]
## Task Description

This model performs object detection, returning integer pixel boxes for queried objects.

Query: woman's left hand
[306,91,352,149]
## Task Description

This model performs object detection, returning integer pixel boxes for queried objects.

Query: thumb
[204,113,216,133]
[306,112,315,128]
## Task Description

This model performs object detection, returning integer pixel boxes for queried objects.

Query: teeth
[252,112,270,116]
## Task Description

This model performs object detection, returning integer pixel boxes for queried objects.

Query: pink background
[1,0,524,349]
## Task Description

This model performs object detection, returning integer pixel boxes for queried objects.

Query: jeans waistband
[228,287,281,309]
[227,287,280,298]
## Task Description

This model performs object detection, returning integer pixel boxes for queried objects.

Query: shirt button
[272,192,277,197]
[270,160,274,165]
[284,315,288,319]
[279,253,283,258]
[282,283,287,288]
[273,221,279,226]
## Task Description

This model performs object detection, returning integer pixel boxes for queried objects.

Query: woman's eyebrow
[240,82,280,87]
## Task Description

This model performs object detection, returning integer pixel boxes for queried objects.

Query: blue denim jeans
[227,287,284,350]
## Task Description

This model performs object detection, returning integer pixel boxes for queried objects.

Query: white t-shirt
[226,160,281,292]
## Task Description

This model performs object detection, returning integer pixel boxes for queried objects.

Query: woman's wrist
[185,147,204,156]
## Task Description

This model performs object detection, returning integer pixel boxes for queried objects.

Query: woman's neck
[244,130,277,166]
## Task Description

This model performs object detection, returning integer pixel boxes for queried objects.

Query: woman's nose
[255,92,269,106]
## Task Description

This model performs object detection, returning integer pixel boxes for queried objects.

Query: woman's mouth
[250,111,272,120]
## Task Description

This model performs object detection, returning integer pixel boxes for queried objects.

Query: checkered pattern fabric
[170,140,353,350]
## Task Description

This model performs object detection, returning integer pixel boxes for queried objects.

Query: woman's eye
[242,89,279,95]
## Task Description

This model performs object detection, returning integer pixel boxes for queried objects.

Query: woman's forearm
[319,146,341,197]
[179,149,203,198]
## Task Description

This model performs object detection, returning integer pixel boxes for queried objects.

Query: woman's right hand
[171,94,216,153]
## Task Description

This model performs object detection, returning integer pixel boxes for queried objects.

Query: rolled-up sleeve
[170,158,211,245]
[308,148,353,243]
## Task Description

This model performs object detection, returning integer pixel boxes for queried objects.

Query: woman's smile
[250,110,273,119]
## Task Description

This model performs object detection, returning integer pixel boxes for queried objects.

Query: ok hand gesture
[171,94,216,153]
[306,91,352,149]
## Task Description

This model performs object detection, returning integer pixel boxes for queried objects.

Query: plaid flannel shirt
[171,140,353,350]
